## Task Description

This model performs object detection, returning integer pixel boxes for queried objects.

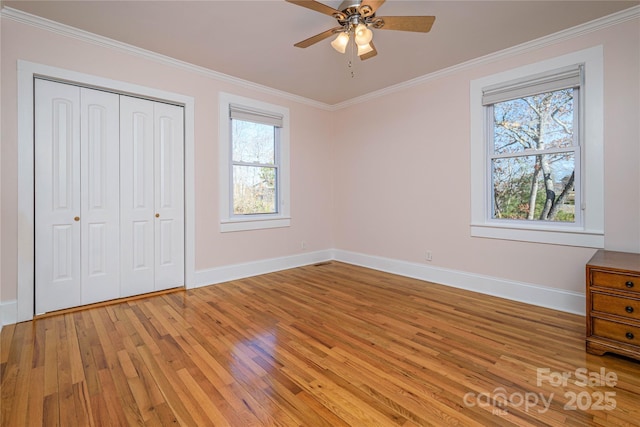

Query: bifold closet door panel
[35,79,82,313]
[80,88,121,305]
[120,96,156,297]
[154,102,185,291]
[35,81,121,313]
[120,98,185,294]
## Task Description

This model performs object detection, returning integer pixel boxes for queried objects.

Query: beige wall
[332,18,640,293]
[1,14,639,308]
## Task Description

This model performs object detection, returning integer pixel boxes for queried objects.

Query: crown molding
[0,6,333,111]
[332,4,640,110]
[1,4,638,111]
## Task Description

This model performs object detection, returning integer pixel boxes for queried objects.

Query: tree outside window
[231,119,279,215]
[490,87,578,223]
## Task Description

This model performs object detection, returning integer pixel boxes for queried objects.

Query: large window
[487,67,580,224]
[219,93,290,232]
[470,47,604,247]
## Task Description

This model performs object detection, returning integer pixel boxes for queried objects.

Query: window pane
[492,153,575,222]
[232,119,275,164]
[493,88,574,155]
[233,165,276,214]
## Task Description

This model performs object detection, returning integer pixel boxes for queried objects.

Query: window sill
[471,223,604,248]
[220,216,291,233]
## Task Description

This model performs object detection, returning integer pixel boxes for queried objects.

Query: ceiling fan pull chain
[348,36,356,78]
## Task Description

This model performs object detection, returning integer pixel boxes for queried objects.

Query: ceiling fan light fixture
[357,42,374,56]
[286,0,435,62]
[330,31,350,53]
[354,23,373,46]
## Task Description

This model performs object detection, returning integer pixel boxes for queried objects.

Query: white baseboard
[192,250,334,288]
[0,248,584,328]
[1,300,18,328]
[333,249,585,315]
[193,248,585,315]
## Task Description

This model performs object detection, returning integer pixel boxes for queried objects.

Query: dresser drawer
[592,318,640,346]
[591,270,640,293]
[592,293,640,320]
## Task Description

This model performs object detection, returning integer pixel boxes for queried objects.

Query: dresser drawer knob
[626,332,635,340]
[626,281,635,288]
[626,306,634,313]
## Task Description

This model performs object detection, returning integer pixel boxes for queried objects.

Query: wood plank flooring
[2,261,640,426]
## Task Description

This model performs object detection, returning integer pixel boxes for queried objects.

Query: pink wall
[1,14,638,306]
[0,18,335,301]
[332,18,640,293]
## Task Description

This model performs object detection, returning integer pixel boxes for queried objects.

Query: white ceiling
[3,0,638,105]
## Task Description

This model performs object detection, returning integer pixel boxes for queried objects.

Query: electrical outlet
[425,251,433,262]
[301,241,307,250]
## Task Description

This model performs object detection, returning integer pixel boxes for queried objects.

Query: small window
[470,47,604,247]
[219,93,290,232]
[231,106,280,215]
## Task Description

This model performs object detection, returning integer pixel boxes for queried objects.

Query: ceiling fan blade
[358,0,386,17]
[286,0,346,20]
[359,41,378,60]
[294,27,343,48]
[373,16,436,33]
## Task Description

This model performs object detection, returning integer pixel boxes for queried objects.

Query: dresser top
[587,249,640,272]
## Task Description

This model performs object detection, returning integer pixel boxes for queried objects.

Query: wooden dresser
[586,250,640,360]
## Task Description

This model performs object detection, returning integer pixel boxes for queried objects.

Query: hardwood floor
[2,261,640,426]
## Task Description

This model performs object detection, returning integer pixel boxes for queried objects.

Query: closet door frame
[17,61,195,321]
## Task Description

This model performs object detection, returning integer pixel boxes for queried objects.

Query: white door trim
[17,60,196,322]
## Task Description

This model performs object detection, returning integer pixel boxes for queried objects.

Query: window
[219,93,290,232]
[231,106,280,215]
[487,66,581,224]
[470,47,604,247]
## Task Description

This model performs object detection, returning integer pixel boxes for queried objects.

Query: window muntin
[488,87,580,224]
[231,119,279,215]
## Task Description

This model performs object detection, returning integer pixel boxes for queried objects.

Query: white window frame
[470,46,604,247]
[219,92,290,232]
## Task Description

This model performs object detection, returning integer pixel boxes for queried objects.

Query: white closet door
[80,88,120,304]
[35,79,82,313]
[120,98,184,294]
[36,82,185,313]
[120,96,156,296]
[154,102,185,291]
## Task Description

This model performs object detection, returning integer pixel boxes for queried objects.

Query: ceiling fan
[286,0,436,60]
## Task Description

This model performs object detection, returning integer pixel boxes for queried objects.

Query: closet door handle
[74,216,80,222]
[155,213,160,218]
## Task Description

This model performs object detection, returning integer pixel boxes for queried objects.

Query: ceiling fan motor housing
[335,0,376,28]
